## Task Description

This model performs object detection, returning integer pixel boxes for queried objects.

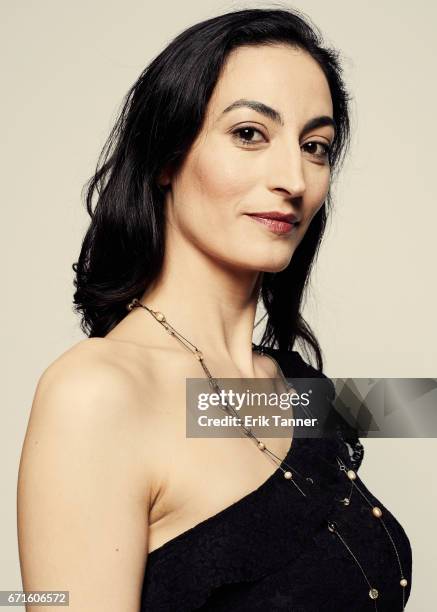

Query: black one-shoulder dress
[140,347,413,611]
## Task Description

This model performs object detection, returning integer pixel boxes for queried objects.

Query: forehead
[208,44,333,122]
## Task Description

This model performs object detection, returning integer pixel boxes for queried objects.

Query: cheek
[171,146,251,257]
[305,169,330,214]
[191,146,250,206]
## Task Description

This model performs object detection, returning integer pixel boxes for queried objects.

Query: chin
[253,257,293,274]
[219,247,294,274]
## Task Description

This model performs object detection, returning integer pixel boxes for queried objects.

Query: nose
[268,143,306,199]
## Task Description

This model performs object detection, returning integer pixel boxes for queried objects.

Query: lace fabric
[140,348,412,611]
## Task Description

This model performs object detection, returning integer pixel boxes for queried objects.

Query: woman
[18,7,412,611]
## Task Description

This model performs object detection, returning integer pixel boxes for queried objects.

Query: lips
[248,215,297,234]
[245,212,299,235]
[247,211,300,224]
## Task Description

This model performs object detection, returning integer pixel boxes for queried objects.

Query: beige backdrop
[2,1,436,609]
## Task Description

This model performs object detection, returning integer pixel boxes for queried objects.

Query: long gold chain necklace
[127,298,409,609]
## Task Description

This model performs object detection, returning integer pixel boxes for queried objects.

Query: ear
[157,163,174,188]
[157,173,170,188]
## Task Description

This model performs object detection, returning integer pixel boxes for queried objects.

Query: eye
[231,127,332,162]
[302,141,331,161]
[231,126,266,146]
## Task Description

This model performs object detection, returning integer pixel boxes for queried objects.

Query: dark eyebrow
[221,98,336,136]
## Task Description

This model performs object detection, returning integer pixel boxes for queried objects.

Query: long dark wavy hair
[72,6,352,370]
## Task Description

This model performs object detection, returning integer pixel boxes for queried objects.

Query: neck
[136,236,265,372]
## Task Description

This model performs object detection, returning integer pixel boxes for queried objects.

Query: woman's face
[163,44,335,273]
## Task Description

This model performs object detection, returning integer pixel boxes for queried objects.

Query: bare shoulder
[26,336,164,485]
[37,336,147,394]
[34,337,161,412]
[17,338,160,610]
[27,336,169,493]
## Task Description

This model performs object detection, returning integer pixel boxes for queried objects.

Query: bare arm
[17,351,152,611]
